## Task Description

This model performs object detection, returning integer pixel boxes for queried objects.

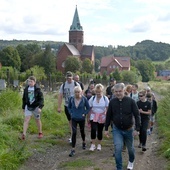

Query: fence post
[6,68,10,87]
[49,73,51,91]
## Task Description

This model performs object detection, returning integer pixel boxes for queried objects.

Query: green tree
[102,71,107,80]
[95,59,100,72]
[82,58,93,73]
[136,60,155,82]
[121,70,138,84]
[65,56,82,73]
[25,65,46,81]
[112,68,122,81]
[16,43,41,71]
[0,46,21,70]
[38,44,56,74]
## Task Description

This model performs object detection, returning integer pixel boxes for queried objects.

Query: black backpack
[62,81,78,95]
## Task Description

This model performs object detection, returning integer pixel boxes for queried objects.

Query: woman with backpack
[67,86,90,157]
[88,83,109,151]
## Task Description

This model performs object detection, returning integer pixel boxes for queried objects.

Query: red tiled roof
[101,56,130,68]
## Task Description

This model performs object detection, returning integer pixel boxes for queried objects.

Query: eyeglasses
[75,91,81,93]
[138,95,144,97]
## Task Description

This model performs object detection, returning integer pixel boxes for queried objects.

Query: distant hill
[0,39,170,61]
[94,40,170,61]
[0,39,64,51]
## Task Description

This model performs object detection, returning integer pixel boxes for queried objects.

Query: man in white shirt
[58,71,80,142]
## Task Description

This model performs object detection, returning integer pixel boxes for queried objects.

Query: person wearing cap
[106,78,116,100]
[58,71,80,143]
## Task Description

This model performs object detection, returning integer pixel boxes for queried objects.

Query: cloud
[126,20,151,33]
[158,13,170,21]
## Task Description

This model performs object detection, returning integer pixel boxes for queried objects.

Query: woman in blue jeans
[105,83,141,170]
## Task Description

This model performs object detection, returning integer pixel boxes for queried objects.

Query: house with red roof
[56,6,95,73]
[100,56,130,75]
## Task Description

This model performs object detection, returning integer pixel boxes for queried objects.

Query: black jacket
[22,85,44,110]
[151,100,157,116]
[105,96,141,131]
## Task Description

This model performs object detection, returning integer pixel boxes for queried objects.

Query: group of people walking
[21,71,157,170]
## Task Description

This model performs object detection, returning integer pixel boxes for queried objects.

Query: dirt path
[19,84,167,170]
[19,122,167,170]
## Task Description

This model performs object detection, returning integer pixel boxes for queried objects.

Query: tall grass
[0,90,68,170]
[148,81,170,96]
[157,90,170,160]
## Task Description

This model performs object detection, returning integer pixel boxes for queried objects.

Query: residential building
[100,55,130,75]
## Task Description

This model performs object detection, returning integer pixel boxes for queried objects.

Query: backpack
[92,95,106,102]
[70,95,85,106]
[62,81,78,95]
[91,95,107,107]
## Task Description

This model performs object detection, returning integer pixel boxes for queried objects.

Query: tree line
[0,39,170,85]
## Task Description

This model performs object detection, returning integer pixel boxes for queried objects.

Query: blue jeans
[112,125,135,170]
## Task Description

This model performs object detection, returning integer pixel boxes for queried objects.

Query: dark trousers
[139,118,149,146]
[90,121,104,140]
[71,119,85,148]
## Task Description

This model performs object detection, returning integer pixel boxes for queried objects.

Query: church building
[56,6,95,73]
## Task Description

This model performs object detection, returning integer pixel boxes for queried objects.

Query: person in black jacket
[137,90,151,151]
[106,78,116,100]
[21,76,44,140]
[105,83,140,170]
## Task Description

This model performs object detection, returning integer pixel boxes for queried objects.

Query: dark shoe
[138,143,142,148]
[22,134,25,140]
[82,143,86,150]
[142,146,147,152]
[69,150,75,157]
[38,133,43,139]
[19,134,25,140]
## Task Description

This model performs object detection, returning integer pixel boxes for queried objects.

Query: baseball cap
[110,78,115,82]
[66,71,73,78]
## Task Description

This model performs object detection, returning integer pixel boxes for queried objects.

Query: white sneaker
[97,144,101,151]
[68,138,72,143]
[127,161,134,170]
[89,144,96,151]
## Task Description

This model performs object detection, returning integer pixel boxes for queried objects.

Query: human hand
[104,131,110,138]
[133,130,139,136]
[37,108,42,113]
[57,107,61,113]
[139,109,143,113]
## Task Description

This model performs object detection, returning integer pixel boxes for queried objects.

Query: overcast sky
[0,0,170,47]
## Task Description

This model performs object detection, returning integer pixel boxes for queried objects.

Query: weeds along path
[19,123,167,170]
[19,83,167,170]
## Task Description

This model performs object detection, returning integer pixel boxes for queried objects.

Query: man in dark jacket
[21,76,44,140]
[105,83,140,170]
[106,78,116,100]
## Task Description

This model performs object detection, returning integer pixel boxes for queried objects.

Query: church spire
[70,5,83,31]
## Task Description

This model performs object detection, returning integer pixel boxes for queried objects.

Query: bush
[0,89,21,113]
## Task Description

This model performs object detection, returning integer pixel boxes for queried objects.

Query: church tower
[69,6,84,52]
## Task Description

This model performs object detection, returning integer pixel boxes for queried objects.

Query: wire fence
[0,72,110,93]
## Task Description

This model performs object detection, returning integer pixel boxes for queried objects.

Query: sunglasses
[139,95,144,97]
